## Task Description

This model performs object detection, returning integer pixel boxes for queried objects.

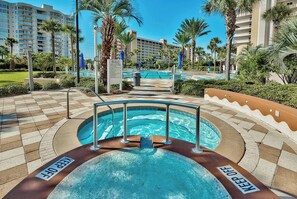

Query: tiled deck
[1,79,297,198]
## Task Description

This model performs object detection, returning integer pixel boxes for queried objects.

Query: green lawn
[0,71,38,86]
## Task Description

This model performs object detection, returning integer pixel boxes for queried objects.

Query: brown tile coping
[4,136,277,199]
[53,104,244,163]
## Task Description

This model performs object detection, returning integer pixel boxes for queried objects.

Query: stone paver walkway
[0,79,297,198]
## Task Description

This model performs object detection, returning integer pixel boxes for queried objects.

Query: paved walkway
[0,79,297,198]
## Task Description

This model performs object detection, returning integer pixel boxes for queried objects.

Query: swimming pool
[68,70,185,79]
[48,148,231,199]
[78,108,221,150]
[123,70,186,79]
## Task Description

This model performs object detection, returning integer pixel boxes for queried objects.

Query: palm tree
[63,25,84,71]
[63,24,76,71]
[0,45,8,59]
[269,17,297,83]
[40,20,62,73]
[5,37,18,56]
[173,30,191,64]
[217,46,226,72]
[5,37,18,70]
[209,37,222,72]
[203,0,259,80]
[118,32,135,66]
[263,3,292,30]
[195,46,205,65]
[112,20,129,59]
[80,0,142,86]
[181,18,210,68]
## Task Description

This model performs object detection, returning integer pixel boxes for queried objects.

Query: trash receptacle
[133,72,141,86]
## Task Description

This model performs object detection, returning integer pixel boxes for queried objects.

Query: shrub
[78,77,106,93]
[59,74,76,88]
[42,81,60,90]
[25,82,43,90]
[6,83,28,95]
[0,87,9,97]
[174,79,297,109]
[122,81,133,90]
[33,72,57,78]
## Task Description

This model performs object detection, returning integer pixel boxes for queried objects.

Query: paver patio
[0,79,297,198]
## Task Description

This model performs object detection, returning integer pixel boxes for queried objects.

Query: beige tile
[0,164,27,184]
[22,135,42,146]
[27,158,42,174]
[249,129,266,143]
[252,158,277,186]
[262,132,284,150]
[0,147,24,161]
[278,151,297,172]
[0,154,26,171]
[273,166,297,197]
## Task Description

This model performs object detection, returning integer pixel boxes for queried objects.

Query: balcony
[234,32,251,38]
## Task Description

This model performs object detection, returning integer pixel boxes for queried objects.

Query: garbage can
[133,72,141,86]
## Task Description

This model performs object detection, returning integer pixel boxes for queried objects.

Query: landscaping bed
[175,79,297,109]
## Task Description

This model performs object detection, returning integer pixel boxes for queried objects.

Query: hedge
[175,79,297,109]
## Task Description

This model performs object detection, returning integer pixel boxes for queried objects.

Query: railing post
[90,104,100,151]
[121,103,130,144]
[163,104,172,145]
[192,106,203,153]
[66,90,70,119]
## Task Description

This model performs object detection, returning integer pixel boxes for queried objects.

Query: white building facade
[0,0,73,57]
[234,0,297,54]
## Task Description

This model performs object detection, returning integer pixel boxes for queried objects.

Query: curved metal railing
[90,100,203,154]
[66,87,114,127]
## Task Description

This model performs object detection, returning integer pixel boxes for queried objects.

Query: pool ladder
[66,87,115,128]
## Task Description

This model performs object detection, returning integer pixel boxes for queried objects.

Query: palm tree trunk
[225,9,236,81]
[70,35,74,71]
[10,44,13,55]
[214,50,216,73]
[51,32,56,73]
[124,46,127,67]
[191,40,196,68]
[100,16,115,86]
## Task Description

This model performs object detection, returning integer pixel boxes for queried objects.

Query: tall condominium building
[0,0,73,57]
[115,30,181,64]
[234,0,297,54]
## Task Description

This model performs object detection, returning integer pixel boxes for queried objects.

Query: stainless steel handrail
[90,100,203,154]
[66,87,115,127]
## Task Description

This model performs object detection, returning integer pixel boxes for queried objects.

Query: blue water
[69,70,186,79]
[48,149,231,199]
[78,108,221,150]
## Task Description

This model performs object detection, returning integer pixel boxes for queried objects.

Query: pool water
[48,149,231,199]
[123,70,185,79]
[78,108,221,150]
[69,70,185,79]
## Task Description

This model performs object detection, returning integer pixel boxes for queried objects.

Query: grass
[0,71,38,86]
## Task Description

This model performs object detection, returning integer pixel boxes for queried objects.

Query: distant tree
[40,20,62,72]
[118,32,136,67]
[5,37,18,55]
[203,0,260,80]
[173,30,191,64]
[56,57,72,71]
[209,37,222,72]
[0,45,9,59]
[181,18,210,68]
[195,46,205,65]
[32,53,53,72]
[5,37,18,70]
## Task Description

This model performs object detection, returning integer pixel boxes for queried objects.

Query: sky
[8,0,226,59]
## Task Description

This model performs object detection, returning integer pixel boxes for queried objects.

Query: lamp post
[76,0,80,84]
